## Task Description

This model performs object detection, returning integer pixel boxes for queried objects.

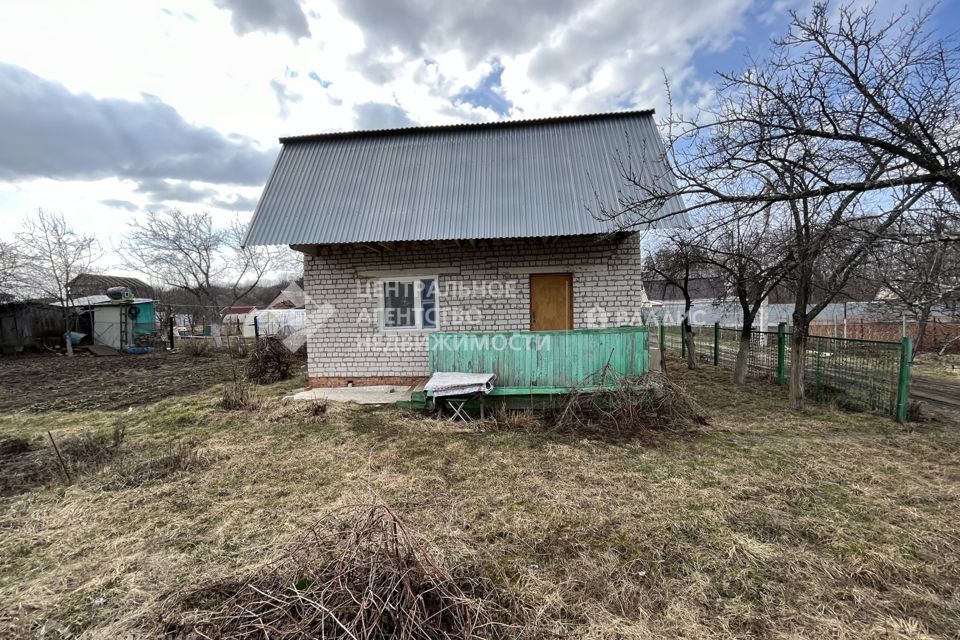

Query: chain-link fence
[656,322,911,421]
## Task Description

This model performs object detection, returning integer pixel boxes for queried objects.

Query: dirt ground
[0,351,266,413]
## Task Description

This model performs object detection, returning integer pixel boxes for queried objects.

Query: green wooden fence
[428,326,650,395]
[660,322,911,422]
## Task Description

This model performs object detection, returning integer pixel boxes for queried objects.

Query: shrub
[245,337,297,384]
[181,338,213,357]
[220,379,259,411]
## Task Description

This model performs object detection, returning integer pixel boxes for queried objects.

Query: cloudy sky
[1,0,957,257]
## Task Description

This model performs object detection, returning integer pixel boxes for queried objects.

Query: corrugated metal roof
[244,110,682,246]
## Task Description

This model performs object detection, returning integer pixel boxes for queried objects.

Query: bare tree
[15,209,99,355]
[121,209,287,325]
[610,2,960,224]
[867,192,960,357]
[600,2,948,408]
[0,240,18,300]
[645,230,703,369]
[696,209,791,384]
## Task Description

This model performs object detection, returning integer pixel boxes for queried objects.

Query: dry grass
[1,357,958,638]
[912,352,960,383]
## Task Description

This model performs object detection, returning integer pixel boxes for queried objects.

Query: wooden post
[168,315,175,350]
[48,431,72,484]
[253,315,260,341]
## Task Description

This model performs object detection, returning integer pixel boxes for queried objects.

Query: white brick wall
[303,234,647,379]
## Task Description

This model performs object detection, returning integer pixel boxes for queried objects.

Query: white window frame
[378,275,440,332]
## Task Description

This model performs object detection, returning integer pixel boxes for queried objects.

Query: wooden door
[530,273,573,331]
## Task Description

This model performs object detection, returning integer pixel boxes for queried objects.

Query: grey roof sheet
[244,110,682,246]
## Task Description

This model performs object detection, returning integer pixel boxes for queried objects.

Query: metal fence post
[254,315,260,341]
[713,322,720,366]
[815,336,823,398]
[776,322,786,386]
[168,316,175,350]
[659,320,665,353]
[895,336,912,423]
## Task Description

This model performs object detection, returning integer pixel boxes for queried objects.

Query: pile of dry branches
[245,337,297,384]
[546,373,709,439]
[165,503,501,639]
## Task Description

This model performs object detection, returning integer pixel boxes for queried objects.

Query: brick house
[244,111,681,387]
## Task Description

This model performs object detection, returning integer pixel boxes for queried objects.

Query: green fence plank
[429,326,650,390]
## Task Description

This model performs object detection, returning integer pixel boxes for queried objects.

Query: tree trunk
[913,315,929,360]
[62,312,74,357]
[683,321,697,369]
[789,324,807,410]
[733,326,752,385]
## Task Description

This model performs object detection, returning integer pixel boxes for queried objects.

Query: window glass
[383,281,416,328]
[420,278,436,329]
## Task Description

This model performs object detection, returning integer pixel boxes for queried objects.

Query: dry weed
[523,373,708,439]
[220,379,259,411]
[164,501,505,639]
[246,337,297,384]
[103,442,213,489]
[180,339,213,357]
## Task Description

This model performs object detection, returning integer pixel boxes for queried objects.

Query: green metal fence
[658,322,912,422]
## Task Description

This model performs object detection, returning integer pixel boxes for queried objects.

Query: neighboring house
[221,305,257,334]
[68,273,154,300]
[244,111,682,387]
[266,280,306,310]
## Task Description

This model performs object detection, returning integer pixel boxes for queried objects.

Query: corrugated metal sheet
[244,110,682,246]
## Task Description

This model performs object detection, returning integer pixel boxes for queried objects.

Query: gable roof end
[244,110,682,246]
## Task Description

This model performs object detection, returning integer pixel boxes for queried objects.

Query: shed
[0,301,64,353]
[91,299,157,349]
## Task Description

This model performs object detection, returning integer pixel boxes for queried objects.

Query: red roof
[222,305,256,315]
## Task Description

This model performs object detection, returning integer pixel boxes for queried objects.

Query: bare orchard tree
[645,229,704,369]
[696,209,791,384]
[122,209,288,325]
[0,240,18,300]
[15,209,99,355]
[770,142,930,408]
[867,191,960,357]
[615,2,960,224]
[599,2,945,409]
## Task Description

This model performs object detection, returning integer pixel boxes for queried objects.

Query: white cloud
[0,0,771,260]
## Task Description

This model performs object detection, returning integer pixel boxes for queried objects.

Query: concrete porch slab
[285,385,412,405]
